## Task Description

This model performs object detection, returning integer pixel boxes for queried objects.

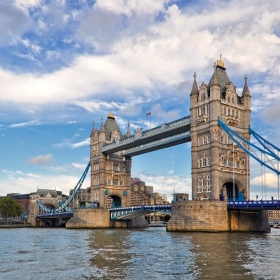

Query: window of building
[201,106,205,115]
[113,164,119,171]
[113,179,118,185]
[201,137,205,145]
[203,158,207,167]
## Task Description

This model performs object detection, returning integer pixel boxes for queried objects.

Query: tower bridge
[34,56,278,232]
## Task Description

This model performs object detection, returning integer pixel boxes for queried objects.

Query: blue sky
[1,0,280,201]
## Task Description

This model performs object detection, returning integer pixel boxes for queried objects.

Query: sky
[1,0,280,202]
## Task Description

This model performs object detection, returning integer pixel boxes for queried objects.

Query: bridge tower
[190,56,251,201]
[90,112,132,208]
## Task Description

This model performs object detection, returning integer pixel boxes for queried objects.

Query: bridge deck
[102,116,191,156]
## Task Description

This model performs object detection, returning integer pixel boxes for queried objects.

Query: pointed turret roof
[208,55,230,98]
[103,112,123,141]
[242,75,251,97]
[190,72,199,96]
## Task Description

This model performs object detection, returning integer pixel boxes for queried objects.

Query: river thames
[0,227,279,279]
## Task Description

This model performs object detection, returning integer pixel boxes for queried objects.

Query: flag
[146,111,151,117]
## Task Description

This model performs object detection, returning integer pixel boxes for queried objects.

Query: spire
[242,75,251,97]
[126,121,131,137]
[90,121,95,137]
[217,54,226,70]
[108,111,115,120]
[190,72,199,96]
[211,63,219,86]
[100,117,105,132]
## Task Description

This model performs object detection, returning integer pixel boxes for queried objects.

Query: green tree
[0,196,22,224]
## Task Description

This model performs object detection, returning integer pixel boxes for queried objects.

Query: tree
[0,196,22,224]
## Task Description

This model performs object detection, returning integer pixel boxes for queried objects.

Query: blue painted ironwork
[36,211,73,219]
[249,127,280,157]
[218,119,280,175]
[20,208,29,218]
[110,205,171,220]
[36,161,90,213]
[228,200,280,210]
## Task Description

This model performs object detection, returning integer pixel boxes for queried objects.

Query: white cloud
[27,154,53,165]
[133,172,191,202]
[52,138,89,149]
[251,173,279,188]
[0,172,89,196]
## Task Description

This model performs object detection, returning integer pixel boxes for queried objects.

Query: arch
[109,195,122,208]
[223,181,245,201]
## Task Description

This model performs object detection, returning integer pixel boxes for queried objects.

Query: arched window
[232,97,234,104]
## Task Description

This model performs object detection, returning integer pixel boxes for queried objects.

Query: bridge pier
[66,208,148,229]
[167,201,270,233]
[229,209,270,232]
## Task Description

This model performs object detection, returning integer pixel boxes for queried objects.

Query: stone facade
[28,189,64,226]
[167,200,270,232]
[190,56,251,201]
[90,112,132,209]
[167,200,229,232]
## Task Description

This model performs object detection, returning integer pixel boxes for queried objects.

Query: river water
[0,227,279,280]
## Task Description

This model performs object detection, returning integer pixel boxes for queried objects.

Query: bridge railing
[227,200,280,208]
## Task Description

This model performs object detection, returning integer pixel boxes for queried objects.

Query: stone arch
[222,178,244,201]
[109,195,122,208]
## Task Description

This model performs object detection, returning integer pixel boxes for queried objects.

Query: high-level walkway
[102,116,191,156]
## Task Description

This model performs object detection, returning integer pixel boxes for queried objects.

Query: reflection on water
[0,227,279,279]
[189,232,254,280]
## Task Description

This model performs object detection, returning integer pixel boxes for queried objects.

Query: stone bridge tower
[90,112,132,208]
[28,189,63,226]
[190,56,251,201]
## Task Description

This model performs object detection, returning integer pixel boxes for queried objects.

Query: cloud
[27,154,53,165]
[251,173,279,188]
[133,172,191,202]
[52,138,89,149]
[0,171,89,196]
[71,162,87,170]
[0,2,31,45]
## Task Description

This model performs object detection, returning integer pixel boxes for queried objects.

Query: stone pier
[167,200,270,233]
[66,208,148,229]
